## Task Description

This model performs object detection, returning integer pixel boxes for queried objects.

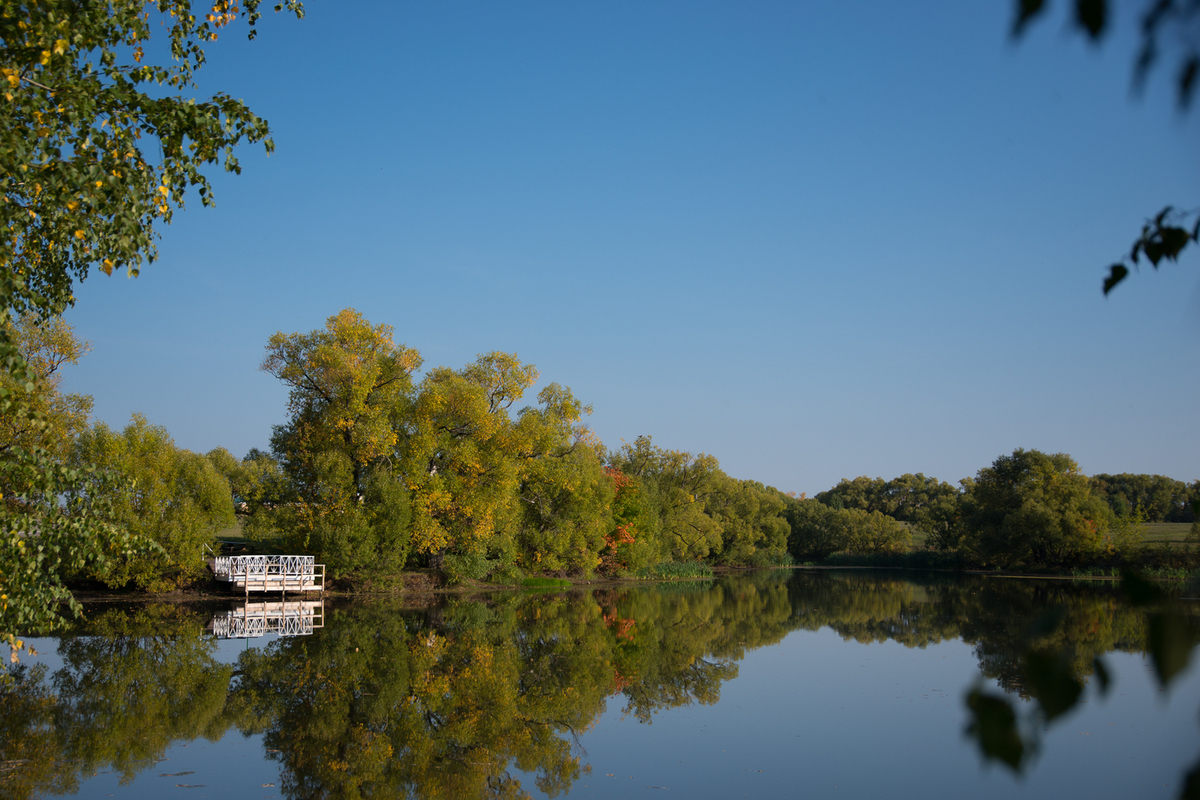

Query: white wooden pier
[208,599,325,639]
[208,554,325,594]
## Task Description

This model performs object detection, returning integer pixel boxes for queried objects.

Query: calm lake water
[5,570,1200,799]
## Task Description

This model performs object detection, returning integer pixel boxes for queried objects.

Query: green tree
[72,414,234,591]
[784,497,909,562]
[263,308,422,496]
[0,315,90,461]
[784,497,849,562]
[959,448,1114,569]
[261,309,421,580]
[1090,473,1195,522]
[512,384,613,576]
[845,509,911,554]
[0,0,303,316]
[815,476,887,515]
[0,445,133,657]
[402,352,538,565]
[706,476,789,566]
[0,312,126,657]
[816,473,961,537]
[609,435,724,562]
[599,467,662,575]
[0,0,301,655]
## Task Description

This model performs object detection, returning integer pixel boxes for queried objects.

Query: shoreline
[61,561,1189,611]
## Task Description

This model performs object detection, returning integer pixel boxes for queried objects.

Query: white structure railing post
[209,554,324,593]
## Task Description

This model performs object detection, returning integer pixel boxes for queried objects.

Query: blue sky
[59,1,1199,496]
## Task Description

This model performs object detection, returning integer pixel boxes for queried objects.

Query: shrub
[747,550,795,568]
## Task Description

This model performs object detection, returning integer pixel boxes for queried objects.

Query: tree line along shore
[5,308,1198,606]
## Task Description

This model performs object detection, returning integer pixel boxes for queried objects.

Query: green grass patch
[636,561,714,580]
[521,577,572,589]
[213,516,247,541]
[1069,566,1123,578]
[819,550,965,570]
[1137,565,1196,581]
[901,522,930,550]
[745,551,796,569]
[1141,523,1193,546]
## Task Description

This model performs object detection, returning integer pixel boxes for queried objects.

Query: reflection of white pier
[208,555,325,594]
[209,599,325,639]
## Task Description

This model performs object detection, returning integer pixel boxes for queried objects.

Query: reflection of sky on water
[16,634,287,799]
[61,734,283,800]
[524,629,1200,800]
[19,631,291,673]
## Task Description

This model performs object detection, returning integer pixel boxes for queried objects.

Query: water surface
[4,570,1198,799]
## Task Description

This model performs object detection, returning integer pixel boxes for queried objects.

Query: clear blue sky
[59,1,1199,496]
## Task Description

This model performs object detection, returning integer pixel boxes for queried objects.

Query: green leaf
[965,687,1028,771]
[1074,0,1107,38]
[1102,264,1129,296]
[1092,655,1112,697]
[1147,611,1200,688]
[1179,755,1200,800]
[1160,226,1191,260]
[1012,0,1047,37]
[1145,238,1165,266]
[1024,649,1084,720]
[1180,56,1199,109]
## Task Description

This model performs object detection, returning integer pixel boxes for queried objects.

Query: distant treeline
[6,309,1198,592]
[795,455,1199,569]
[816,471,1199,525]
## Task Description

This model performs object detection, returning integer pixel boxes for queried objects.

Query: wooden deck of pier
[208,554,325,594]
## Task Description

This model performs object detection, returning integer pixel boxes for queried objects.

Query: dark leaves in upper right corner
[1102,207,1199,296]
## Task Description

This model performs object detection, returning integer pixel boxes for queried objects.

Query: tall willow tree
[610,435,724,562]
[402,352,539,566]
[511,384,614,575]
[263,309,422,496]
[261,309,421,580]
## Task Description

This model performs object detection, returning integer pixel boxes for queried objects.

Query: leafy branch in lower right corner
[964,570,1200,798]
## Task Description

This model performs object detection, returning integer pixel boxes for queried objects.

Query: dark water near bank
[5,570,1200,799]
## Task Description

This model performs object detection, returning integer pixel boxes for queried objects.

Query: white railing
[212,554,315,579]
[210,555,325,592]
[210,599,325,639]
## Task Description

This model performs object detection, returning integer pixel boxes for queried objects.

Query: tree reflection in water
[1,604,233,799]
[2,571,1198,799]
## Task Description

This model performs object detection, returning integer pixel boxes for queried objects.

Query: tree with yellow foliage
[0,315,91,462]
[402,352,538,568]
[261,310,422,579]
[263,309,422,496]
